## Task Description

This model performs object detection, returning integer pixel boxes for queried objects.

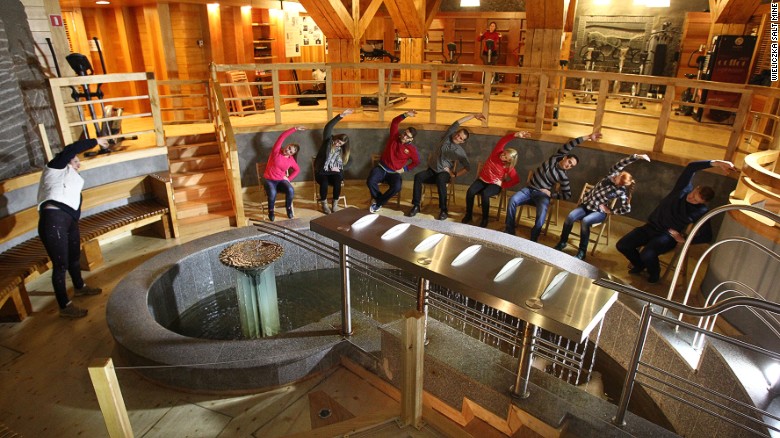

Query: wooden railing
[211,62,780,166]
[208,75,246,226]
[156,79,211,125]
[49,72,164,147]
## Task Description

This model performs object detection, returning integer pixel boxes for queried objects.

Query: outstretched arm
[48,138,103,169]
[556,130,601,156]
[456,113,486,125]
[607,153,649,175]
[271,126,304,155]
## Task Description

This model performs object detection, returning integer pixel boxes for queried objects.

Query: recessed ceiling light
[96,1,110,4]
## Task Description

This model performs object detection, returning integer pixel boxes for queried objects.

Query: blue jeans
[263,179,294,211]
[616,224,677,279]
[558,206,607,252]
[366,165,402,207]
[504,187,550,241]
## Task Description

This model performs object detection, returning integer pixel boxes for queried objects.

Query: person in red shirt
[367,110,420,213]
[478,22,501,65]
[462,131,528,227]
[262,126,305,221]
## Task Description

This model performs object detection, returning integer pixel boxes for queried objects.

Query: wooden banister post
[400,310,425,429]
[88,357,134,438]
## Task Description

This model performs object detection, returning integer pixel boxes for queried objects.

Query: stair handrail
[209,64,246,225]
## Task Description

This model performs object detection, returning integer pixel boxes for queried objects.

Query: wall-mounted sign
[49,15,63,27]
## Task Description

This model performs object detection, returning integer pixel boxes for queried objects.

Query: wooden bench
[0,173,177,321]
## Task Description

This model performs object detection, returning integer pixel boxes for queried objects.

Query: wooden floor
[0,182,705,437]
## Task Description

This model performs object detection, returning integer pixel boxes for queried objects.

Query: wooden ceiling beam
[384,0,425,37]
[358,0,385,40]
[425,0,443,31]
[525,0,565,30]
[298,0,355,39]
[713,0,763,24]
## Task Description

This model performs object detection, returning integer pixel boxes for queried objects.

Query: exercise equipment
[360,43,399,63]
[574,47,599,104]
[443,37,464,93]
[361,67,407,109]
[481,39,501,95]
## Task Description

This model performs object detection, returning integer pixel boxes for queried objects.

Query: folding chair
[475,161,507,221]
[370,153,401,207]
[226,70,258,116]
[515,170,559,236]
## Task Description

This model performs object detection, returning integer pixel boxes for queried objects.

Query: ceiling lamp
[645,0,670,6]
[460,0,480,7]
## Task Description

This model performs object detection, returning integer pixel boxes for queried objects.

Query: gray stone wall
[0,0,59,181]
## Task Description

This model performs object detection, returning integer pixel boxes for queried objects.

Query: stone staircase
[166,133,235,236]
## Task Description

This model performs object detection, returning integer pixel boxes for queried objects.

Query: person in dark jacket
[37,138,107,318]
[616,159,736,283]
[313,108,354,213]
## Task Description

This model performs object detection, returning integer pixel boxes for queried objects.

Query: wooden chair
[567,182,616,256]
[474,161,507,221]
[370,153,401,207]
[515,170,559,236]
[226,70,257,116]
[311,159,348,207]
[422,154,457,208]
[256,162,294,217]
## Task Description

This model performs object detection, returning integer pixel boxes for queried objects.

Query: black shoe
[268,212,275,222]
[461,215,472,224]
[286,207,294,219]
[406,205,419,217]
[553,242,566,251]
[575,250,586,260]
[504,227,516,236]
[438,210,448,220]
[628,266,643,275]
[648,273,660,284]
[478,218,488,228]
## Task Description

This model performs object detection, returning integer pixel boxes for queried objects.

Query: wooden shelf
[254,56,274,60]
[252,23,271,26]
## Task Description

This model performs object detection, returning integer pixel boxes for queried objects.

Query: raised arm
[322,108,354,141]
[389,110,415,137]
[490,131,529,159]
[556,131,601,157]
[271,127,302,155]
[607,153,649,176]
[48,138,101,169]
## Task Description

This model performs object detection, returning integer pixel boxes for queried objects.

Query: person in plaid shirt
[553,154,650,260]
[504,131,602,241]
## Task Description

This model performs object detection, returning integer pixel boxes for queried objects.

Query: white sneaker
[369,203,380,213]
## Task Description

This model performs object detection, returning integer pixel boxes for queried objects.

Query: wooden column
[327,38,361,109]
[88,358,133,438]
[517,0,566,130]
[400,310,425,428]
[400,38,423,89]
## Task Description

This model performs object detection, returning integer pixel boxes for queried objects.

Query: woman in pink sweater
[263,126,305,221]
[462,131,529,227]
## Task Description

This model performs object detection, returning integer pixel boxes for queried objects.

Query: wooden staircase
[166,133,236,236]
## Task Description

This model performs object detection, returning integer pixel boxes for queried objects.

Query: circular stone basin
[106,217,603,393]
